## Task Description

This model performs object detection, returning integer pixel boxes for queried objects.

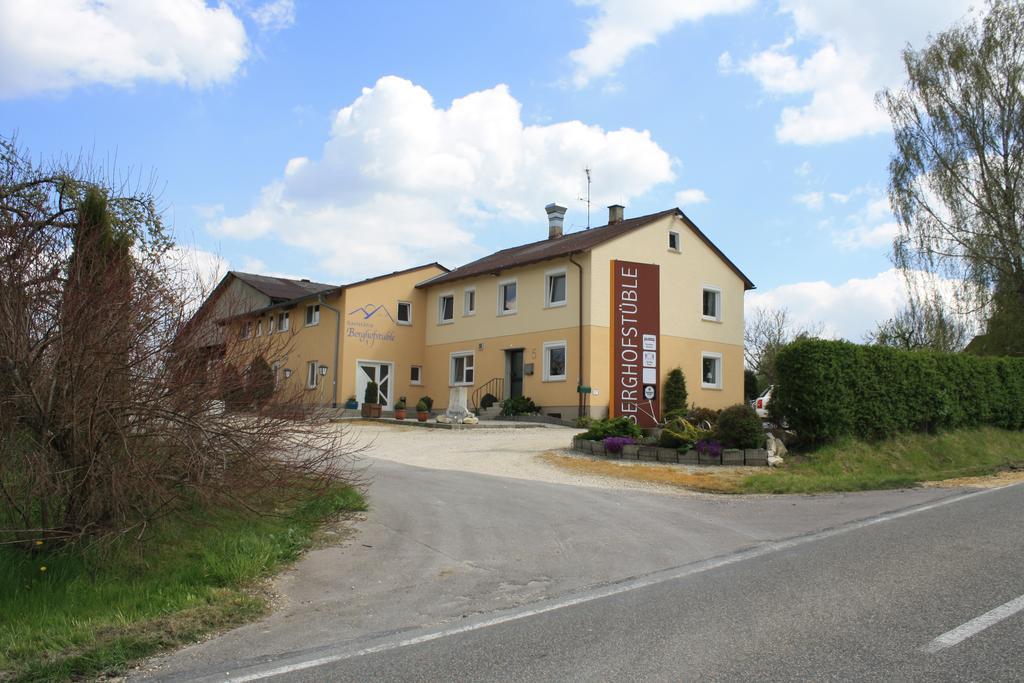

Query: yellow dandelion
[35,540,43,546]
[39,566,47,572]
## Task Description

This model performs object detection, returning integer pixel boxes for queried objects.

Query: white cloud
[794,161,813,177]
[831,191,898,250]
[210,76,676,279]
[835,221,899,250]
[732,0,972,144]
[569,0,754,87]
[675,188,709,206]
[0,0,250,98]
[793,191,824,210]
[746,269,907,340]
[249,0,295,32]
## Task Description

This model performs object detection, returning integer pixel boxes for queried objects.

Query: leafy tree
[744,369,759,402]
[663,367,687,415]
[881,0,1024,355]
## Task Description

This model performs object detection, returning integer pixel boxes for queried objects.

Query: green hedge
[773,339,1024,445]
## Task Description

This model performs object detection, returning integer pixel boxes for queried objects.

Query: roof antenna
[577,165,591,229]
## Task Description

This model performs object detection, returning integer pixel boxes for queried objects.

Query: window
[450,352,474,386]
[268,315,276,334]
[277,311,290,332]
[545,270,567,307]
[272,362,282,386]
[498,280,517,315]
[307,361,319,389]
[240,321,252,339]
[438,293,454,324]
[543,341,567,381]
[701,353,722,390]
[397,301,412,325]
[256,320,263,337]
[702,287,722,321]
[464,288,476,316]
[305,304,320,326]
[668,230,680,252]
[410,365,422,385]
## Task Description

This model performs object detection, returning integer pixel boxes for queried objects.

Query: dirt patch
[538,451,754,494]
[921,469,1024,489]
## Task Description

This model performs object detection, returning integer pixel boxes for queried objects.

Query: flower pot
[394,408,407,420]
[361,403,382,418]
[344,400,358,410]
[360,403,371,418]
[417,411,429,422]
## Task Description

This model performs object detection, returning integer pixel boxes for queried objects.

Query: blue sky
[0,0,975,338]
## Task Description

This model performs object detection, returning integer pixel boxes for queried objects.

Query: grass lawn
[0,486,366,682]
[740,427,1024,494]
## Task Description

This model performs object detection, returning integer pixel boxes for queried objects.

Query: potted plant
[415,398,430,422]
[344,395,358,410]
[394,396,407,420]
[361,381,382,418]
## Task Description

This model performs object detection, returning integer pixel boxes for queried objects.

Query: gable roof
[230,271,336,303]
[419,208,755,290]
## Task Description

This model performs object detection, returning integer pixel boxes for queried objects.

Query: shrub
[714,403,765,449]
[744,369,760,402]
[602,436,637,453]
[664,368,687,415]
[418,395,433,411]
[501,395,539,416]
[696,439,723,457]
[658,417,704,450]
[575,415,595,429]
[773,338,1024,446]
[579,417,644,441]
[480,393,499,409]
[686,406,720,430]
[364,380,379,405]
[394,396,407,410]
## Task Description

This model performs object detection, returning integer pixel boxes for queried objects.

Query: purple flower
[696,439,723,457]
[602,436,637,454]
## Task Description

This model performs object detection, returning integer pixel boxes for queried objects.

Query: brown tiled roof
[418,208,755,290]
[230,271,336,302]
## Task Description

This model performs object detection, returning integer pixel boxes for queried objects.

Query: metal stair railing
[471,377,504,412]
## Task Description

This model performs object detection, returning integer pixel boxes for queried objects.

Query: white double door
[356,361,392,406]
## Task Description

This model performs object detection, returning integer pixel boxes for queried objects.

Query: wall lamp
[319,365,329,376]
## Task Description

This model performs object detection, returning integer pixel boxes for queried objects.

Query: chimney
[608,204,624,224]
[545,203,567,239]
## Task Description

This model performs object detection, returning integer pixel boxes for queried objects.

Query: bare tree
[0,135,361,549]
[744,306,823,386]
[866,292,970,352]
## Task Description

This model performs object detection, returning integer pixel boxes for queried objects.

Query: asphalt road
[166,481,1024,682]
[139,440,1022,682]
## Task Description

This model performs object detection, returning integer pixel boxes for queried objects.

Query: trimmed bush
[714,403,765,449]
[686,406,720,430]
[418,395,433,411]
[500,395,539,416]
[480,393,499,409]
[773,338,1024,446]
[664,368,687,415]
[658,417,706,450]
[579,417,644,441]
[364,380,379,405]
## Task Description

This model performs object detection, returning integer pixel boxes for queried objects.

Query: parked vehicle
[752,385,773,419]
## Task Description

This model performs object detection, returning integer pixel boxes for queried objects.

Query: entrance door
[506,349,524,399]
[356,361,392,406]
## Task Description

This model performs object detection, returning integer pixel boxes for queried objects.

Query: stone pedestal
[446,386,471,422]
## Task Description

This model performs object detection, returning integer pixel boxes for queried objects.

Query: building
[201,205,753,423]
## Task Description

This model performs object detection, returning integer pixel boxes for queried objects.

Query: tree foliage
[663,367,687,416]
[744,306,822,386]
[882,0,1024,353]
[867,292,970,353]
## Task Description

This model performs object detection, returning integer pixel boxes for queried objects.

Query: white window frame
[240,321,252,339]
[438,292,455,325]
[397,301,413,326]
[544,269,568,308]
[668,230,681,253]
[256,320,263,337]
[268,315,276,334]
[450,351,475,386]
[272,362,282,386]
[410,365,423,385]
[701,352,723,390]
[307,360,319,389]
[702,286,722,322]
[277,311,290,332]
[542,340,568,382]
[464,287,476,316]
[305,304,320,327]
[497,279,518,316]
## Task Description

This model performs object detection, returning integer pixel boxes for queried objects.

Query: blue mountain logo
[348,304,396,323]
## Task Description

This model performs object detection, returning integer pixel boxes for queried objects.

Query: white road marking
[174,484,1015,682]
[922,593,1024,654]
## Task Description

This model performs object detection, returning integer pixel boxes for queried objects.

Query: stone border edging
[570,437,769,466]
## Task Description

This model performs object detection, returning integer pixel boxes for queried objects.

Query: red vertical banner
[611,260,660,427]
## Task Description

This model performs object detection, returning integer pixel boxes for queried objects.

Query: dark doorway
[506,349,524,399]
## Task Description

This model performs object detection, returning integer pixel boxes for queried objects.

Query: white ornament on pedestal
[446,386,472,422]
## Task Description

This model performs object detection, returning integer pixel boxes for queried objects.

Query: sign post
[610,260,660,427]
